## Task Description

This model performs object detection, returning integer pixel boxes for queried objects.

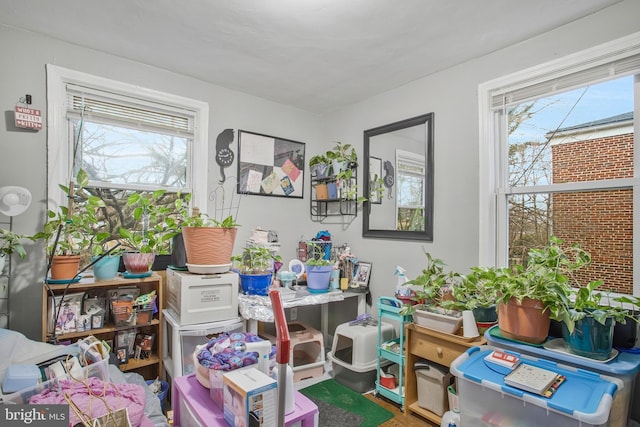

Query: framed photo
[355,261,372,287]
[369,156,383,204]
[91,312,104,329]
[116,346,128,364]
[116,329,137,357]
[237,130,306,198]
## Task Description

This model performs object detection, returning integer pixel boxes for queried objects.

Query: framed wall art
[237,130,305,198]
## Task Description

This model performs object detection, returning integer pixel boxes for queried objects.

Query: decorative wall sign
[215,128,235,184]
[14,105,42,130]
[237,130,305,198]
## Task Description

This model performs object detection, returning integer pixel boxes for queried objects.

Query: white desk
[238,288,367,341]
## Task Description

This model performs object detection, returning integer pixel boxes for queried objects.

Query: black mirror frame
[362,113,434,241]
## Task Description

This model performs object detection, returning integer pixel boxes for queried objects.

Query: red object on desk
[172,374,319,427]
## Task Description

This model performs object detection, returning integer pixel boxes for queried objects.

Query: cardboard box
[223,367,276,427]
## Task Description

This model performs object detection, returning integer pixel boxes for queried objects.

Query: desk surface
[238,288,363,322]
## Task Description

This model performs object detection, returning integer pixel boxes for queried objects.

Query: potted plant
[442,266,501,333]
[118,189,180,274]
[399,251,463,334]
[232,246,282,296]
[179,205,240,271]
[560,280,630,360]
[0,228,31,273]
[305,256,334,293]
[34,169,108,280]
[90,240,124,281]
[494,236,583,345]
[326,141,358,176]
[309,153,330,178]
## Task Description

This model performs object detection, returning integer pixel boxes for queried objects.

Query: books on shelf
[504,363,565,398]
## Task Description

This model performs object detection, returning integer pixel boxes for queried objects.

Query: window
[479,33,640,295]
[46,65,208,255]
[396,149,425,231]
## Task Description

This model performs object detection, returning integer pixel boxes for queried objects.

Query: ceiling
[0,0,622,114]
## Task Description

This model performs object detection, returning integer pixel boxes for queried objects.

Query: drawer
[408,332,470,367]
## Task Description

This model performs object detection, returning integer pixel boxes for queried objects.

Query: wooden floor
[364,393,438,426]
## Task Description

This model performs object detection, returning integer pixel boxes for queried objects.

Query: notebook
[504,363,564,397]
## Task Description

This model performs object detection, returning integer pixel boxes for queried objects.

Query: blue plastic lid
[452,347,618,420]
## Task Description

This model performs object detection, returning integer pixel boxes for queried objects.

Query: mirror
[363,113,433,241]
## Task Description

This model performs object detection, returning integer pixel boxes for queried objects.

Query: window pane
[508,76,634,187]
[78,120,188,188]
[508,190,633,294]
[397,173,424,206]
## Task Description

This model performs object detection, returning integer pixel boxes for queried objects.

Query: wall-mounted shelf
[310,168,359,222]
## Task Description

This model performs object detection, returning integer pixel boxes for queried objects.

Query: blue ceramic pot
[92,254,121,281]
[240,273,273,296]
[306,265,333,293]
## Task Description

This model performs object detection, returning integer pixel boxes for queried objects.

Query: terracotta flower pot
[497,297,550,344]
[182,227,237,266]
[50,255,82,280]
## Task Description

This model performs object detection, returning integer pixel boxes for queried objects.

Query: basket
[111,300,135,327]
[134,296,157,325]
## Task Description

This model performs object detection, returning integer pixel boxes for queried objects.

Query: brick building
[550,112,634,294]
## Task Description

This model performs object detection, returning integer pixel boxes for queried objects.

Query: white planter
[413,305,463,334]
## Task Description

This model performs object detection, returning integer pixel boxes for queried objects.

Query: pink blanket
[29,377,154,427]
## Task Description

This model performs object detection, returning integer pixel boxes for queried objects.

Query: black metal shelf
[310,168,358,222]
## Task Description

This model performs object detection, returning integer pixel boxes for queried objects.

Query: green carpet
[300,379,394,427]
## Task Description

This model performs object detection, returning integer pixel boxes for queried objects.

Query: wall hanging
[237,130,306,198]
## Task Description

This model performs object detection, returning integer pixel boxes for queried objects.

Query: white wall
[2,0,640,339]
[0,25,321,339]
[321,0,640,312]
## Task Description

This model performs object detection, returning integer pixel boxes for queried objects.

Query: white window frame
[478,32,640,295]
[46,65,209,212]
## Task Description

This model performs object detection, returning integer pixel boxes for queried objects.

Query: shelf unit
[404,322,485,425]
[41,273,164,380]
[375,297,411,410]
[310,168,358,221]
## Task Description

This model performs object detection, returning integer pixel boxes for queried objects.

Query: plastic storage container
[166,269,239,325]
[3,355,109,404]
[415,361,453,416]
[162,308,244,381]
[451,346,622,427]
[261,321,325,382]
[485,325,640,427]
[327,321,394,392]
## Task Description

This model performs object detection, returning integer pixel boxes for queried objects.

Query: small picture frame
[355,261,372,287]
[91,313,104,329]
[116,346,128,364]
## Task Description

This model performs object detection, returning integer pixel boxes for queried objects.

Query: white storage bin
[166,269,239,326]
[162,308,244,380]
